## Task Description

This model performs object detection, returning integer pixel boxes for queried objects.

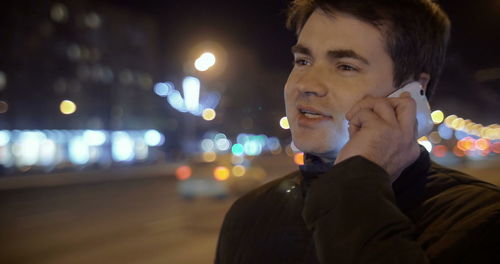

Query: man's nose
[295,69,328,97]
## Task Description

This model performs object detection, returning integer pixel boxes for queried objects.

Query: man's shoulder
[426,162,500,200]
[417,163,500,261]
[226,170,301,217]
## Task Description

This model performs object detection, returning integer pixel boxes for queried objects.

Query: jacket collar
[298,147,432,215]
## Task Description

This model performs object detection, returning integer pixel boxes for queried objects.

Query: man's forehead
[295,9,388,63]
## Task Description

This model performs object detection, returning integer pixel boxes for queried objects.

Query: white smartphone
[387,81,433,139]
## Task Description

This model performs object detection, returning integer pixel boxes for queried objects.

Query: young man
[215,0,500,263]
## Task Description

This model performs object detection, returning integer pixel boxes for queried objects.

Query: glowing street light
[60,100,77,115]
[194,52,216,71]
[182,76,200,113]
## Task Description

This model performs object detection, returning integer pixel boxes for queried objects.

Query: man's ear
[418,73,430,93]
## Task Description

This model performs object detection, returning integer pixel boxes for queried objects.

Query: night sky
[1,0,499,132]
[104,0,500,123]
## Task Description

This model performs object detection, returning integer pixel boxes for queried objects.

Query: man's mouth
[300,109,324,119]
[297,106,332,119]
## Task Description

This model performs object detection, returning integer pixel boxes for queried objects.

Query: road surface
[0,155,497,263]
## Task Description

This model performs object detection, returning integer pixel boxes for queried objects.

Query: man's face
[284,9,396,159]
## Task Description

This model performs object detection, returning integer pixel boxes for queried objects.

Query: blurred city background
[0,0,499,263]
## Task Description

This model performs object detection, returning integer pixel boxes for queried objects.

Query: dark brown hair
[287,0,451,99]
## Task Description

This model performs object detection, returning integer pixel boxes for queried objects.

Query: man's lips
[297,105,333,118]
[295,105,333,127]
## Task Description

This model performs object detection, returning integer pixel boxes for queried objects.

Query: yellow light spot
[202,108,216,121]
[451,118,465,131]
[469,124,482,137]
[279,116,290,129]
[444,115,457,128]
[482,127,499,140]
[417,136,428,142]
[430,110,444,124]
[60,100,77,114]
[214,166,230,181]
[202,151,216,162]
[294,152,305,165]
[232,165,246,177]
[457,137,475,151]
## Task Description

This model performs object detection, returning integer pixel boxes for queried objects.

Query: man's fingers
[387,93,417,135]
[346,96,397,125]
[348,108,381,129]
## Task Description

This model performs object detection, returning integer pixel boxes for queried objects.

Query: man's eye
[293,59,310,66]
[338,64,357,71]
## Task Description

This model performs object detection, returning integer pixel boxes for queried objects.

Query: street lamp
[194,52,216,72]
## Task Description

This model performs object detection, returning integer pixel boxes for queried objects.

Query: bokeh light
[454,130,468,140]
[68,136,90,165]
[231,143,244,156]
[111,132,135,162]
[0,130,10,146]
[451,118,465,131]
[201,139,215,152]
[176,166,192,180]
[214,166,230,181]
[154,82,172,97]
[194,52,216,71]
[431,110,444,124]
[144,129,165,147]
[60,100,77,115]
[202,108,216,121]
[50,3,68,23]
[243,141,261,156]
[83,130,107,146]
[432,145,448,158]
[182,76,200,112]
[428,131,442,144]
[294,152,305,165]
[418,139,433,152]
[202,151,217,162]
[215,138,231,152]
[232,165,246,177]
[492,142,500,154]
[457,137,475,152]
[438,123,453,140]
[474,138,490,151]
[280,116,290,129]
[444,115,457,128]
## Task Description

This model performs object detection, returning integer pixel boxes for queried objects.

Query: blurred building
[1,0,166,131]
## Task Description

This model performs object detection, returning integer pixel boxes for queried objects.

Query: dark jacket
[215,150,500,263]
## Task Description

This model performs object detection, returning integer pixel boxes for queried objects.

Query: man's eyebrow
[291,44,311,56]
[291,44,370,65]
[328,49,370,65]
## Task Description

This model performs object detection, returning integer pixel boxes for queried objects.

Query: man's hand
[334,92,421,182]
